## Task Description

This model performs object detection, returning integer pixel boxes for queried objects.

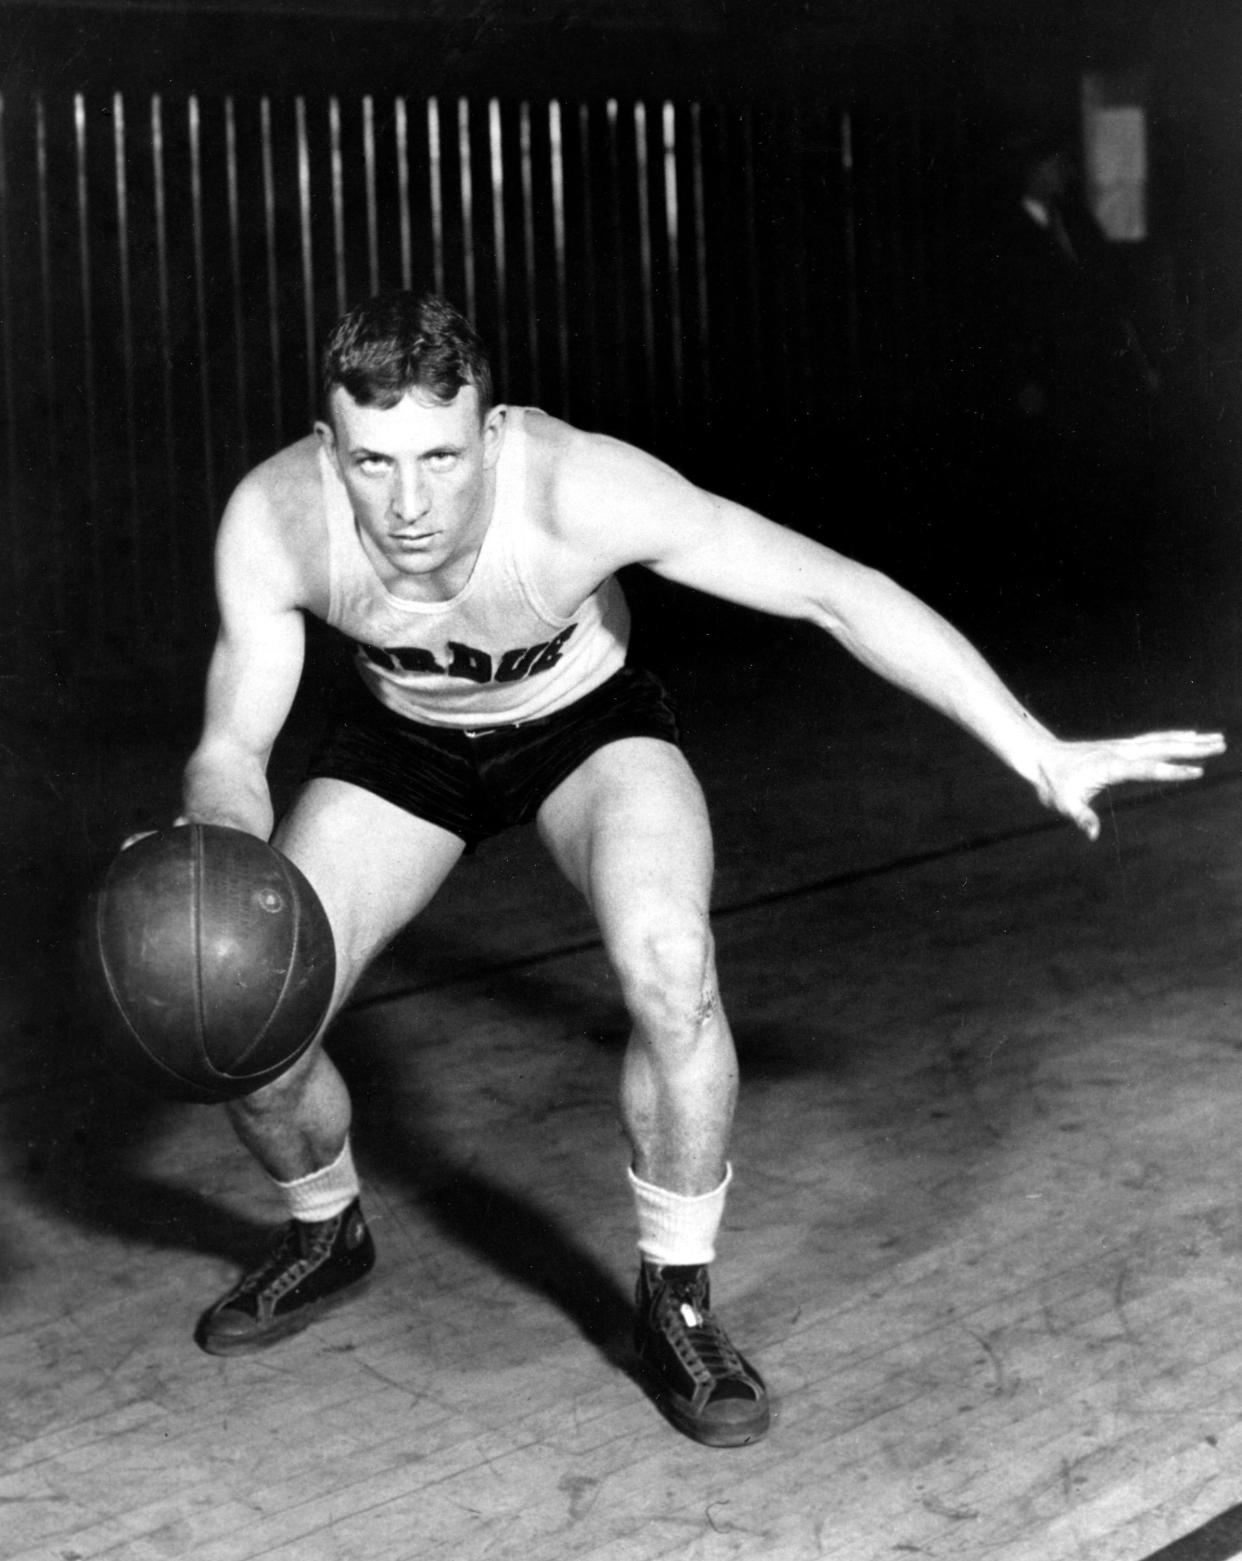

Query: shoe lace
[235,1219,327,1299]
[657,1270,754,1394]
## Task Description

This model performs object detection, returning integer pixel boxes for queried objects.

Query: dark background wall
[0,0,1238,727]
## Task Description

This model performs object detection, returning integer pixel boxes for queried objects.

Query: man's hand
[1033,730,1227,841]
[121,815,193,852]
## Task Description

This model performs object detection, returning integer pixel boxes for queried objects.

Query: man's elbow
[805,559,905,640]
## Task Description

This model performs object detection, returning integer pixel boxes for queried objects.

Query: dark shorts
[304,665,681,848]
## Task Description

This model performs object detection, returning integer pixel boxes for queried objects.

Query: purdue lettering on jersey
[357,624,576,687]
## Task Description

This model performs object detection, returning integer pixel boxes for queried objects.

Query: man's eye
[357,456,388,473]
[426,452,458,471]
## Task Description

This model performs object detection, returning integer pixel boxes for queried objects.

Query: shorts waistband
[461,721,525,739]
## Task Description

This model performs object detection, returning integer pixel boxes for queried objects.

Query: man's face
[317,383,505,582]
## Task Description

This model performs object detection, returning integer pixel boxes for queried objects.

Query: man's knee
[612,918,720,1034]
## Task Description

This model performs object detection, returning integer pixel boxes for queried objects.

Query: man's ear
[482,403,507,469]
[314,418,341,476]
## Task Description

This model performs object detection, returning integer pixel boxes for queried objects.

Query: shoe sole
[196,1273,374,1357]
[665,1397,771,1448]
[634,1348,772,1448]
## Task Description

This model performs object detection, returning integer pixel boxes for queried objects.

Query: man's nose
[391,465,428,523]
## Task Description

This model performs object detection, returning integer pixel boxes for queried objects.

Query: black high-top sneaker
[196,1198,375,1356]
[633,1261,770,1447]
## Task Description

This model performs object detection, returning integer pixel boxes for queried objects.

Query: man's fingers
[1150,763,1205,784]
[1107,758,1206,787]
[1114,730,1225,758]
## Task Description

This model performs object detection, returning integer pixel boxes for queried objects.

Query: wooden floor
[4,582,1242,1561]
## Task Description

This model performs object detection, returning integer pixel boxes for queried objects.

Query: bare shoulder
[217,434,329,612]
[522,408,707,568]
[524,408,674,501]
[225,434,322,540]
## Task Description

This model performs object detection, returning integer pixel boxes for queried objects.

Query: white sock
[274,1139,360,1224]
[629,1163,732,1268]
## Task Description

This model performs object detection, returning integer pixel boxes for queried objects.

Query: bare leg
[197,779,465,1357]
[539,738,768,1447]
[537,739,735,1196]
[226,778,465,1181]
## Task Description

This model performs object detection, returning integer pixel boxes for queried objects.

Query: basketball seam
[192,825,210,1059]
[229,849,305,1074]
[94,851,225,1099]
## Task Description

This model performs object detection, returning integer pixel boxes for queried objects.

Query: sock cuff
[628,1163,732,1267]
[273,1138,360,1223]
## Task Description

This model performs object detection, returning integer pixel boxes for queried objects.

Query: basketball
[80,824,337,1103]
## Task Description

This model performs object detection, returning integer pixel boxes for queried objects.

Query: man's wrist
[993,717,1058,791]
[177,804,271,838]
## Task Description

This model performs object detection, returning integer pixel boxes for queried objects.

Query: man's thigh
[535,738,715,933]
[274,777,466,1009]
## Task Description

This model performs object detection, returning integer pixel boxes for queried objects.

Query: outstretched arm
[561,437,1225,838]
[719,540,1222,840]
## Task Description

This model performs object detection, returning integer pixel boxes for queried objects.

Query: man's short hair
[321,291,494,422]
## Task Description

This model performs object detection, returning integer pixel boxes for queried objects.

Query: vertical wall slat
[0,94,14,557]
[188,96,216,527]
[260,97,283,445]
[487,97,509,393]
[296,97,316,424]
[519,100,539,404]
[632,102,655,426]
[329,96,346,317]
[224,96,249,475]
[457,96,476,319]
[548,99,570,419]
[112,89,142,633]
[427,96,445,295]
[661,101,684,424]
[363,95,379,297]
[605,99,631,429]
[112,92,140,571]
[575,102,599,428]
[34,97,64,624]
[395,96,412,290]
[150,95,178,593]
[73,95,101,543]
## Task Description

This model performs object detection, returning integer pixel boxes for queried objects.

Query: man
[993,133,1159,426]
[180,289,1222,1449]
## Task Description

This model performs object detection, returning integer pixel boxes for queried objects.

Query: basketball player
[179,290,1223,1447]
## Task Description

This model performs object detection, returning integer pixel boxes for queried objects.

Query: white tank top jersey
[321,406,631,728]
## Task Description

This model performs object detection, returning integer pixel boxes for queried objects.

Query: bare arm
[181,479,308,840]
[554,435,1225,837]
[652,494,1059,784]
